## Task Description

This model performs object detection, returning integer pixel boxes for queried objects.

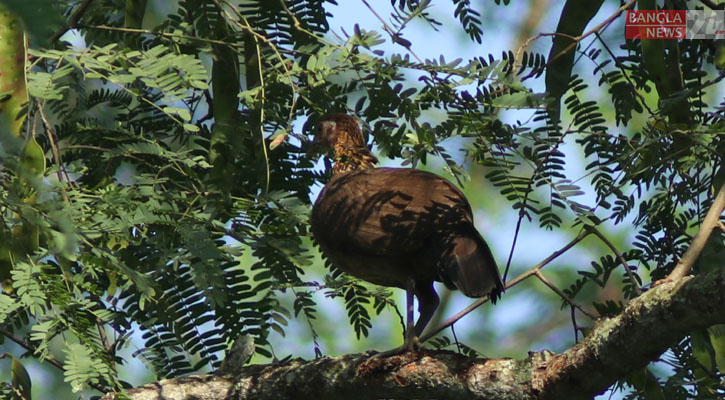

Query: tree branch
[102,269,725,400]
[51,0,94,43]
[667,183,725,281]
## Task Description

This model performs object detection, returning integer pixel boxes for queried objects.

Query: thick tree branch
[103,270,725,400]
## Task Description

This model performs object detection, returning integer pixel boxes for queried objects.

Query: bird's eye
[324,121,337,134]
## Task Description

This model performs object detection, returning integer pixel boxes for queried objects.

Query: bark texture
[102,269,725,400]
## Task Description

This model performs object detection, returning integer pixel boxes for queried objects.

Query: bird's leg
[403,279,417,351]
[413,279,439,338]
[371,279,439,358]
[372,279,417,357]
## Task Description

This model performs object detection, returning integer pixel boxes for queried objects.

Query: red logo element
[625,10,686,39]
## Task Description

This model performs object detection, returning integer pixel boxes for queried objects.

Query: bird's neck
[332,144,378,174]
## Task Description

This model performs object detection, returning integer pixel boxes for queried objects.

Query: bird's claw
[369,337,422,358]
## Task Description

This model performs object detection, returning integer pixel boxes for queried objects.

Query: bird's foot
[370,336,422,358]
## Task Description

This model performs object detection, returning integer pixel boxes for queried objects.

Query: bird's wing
[312,167,473,256]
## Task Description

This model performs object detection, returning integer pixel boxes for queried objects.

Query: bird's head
[310,114,377,173]
[312,113,366,151]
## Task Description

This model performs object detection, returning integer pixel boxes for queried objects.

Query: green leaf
[63,343,106,392]
[623,366,664,400]
[164,106,192,121]
[707,325,725,375]
[9,354,32,400]
[184,123,200,132]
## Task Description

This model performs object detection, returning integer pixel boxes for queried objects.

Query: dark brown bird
[310,114,503,355]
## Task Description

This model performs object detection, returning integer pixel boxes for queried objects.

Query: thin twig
[37,104,72,202]
[360,0,424,64]
[595,31,656,118]
[535,270,596,319]
[521,0,636,81]
[667,183,725,281]
[502,110,573,282]
[571,306,579,343]
[450,323,461,354]
[587,226,642,296]
[503,208,524,283]
[550,0,635,64]
[86,25,239,47]
[0,326,108,393]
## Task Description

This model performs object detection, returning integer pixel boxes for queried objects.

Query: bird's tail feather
[439,230,504,302]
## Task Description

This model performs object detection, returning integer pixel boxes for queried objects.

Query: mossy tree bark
[102,270,725,400]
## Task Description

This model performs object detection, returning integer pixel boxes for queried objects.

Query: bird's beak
[306,118,336,160]
[306,121,328,158]
[306,136,322,158]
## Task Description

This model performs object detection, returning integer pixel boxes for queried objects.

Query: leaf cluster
[0,1,722,398]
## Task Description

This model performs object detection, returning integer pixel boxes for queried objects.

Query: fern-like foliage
[0,1,722,398]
